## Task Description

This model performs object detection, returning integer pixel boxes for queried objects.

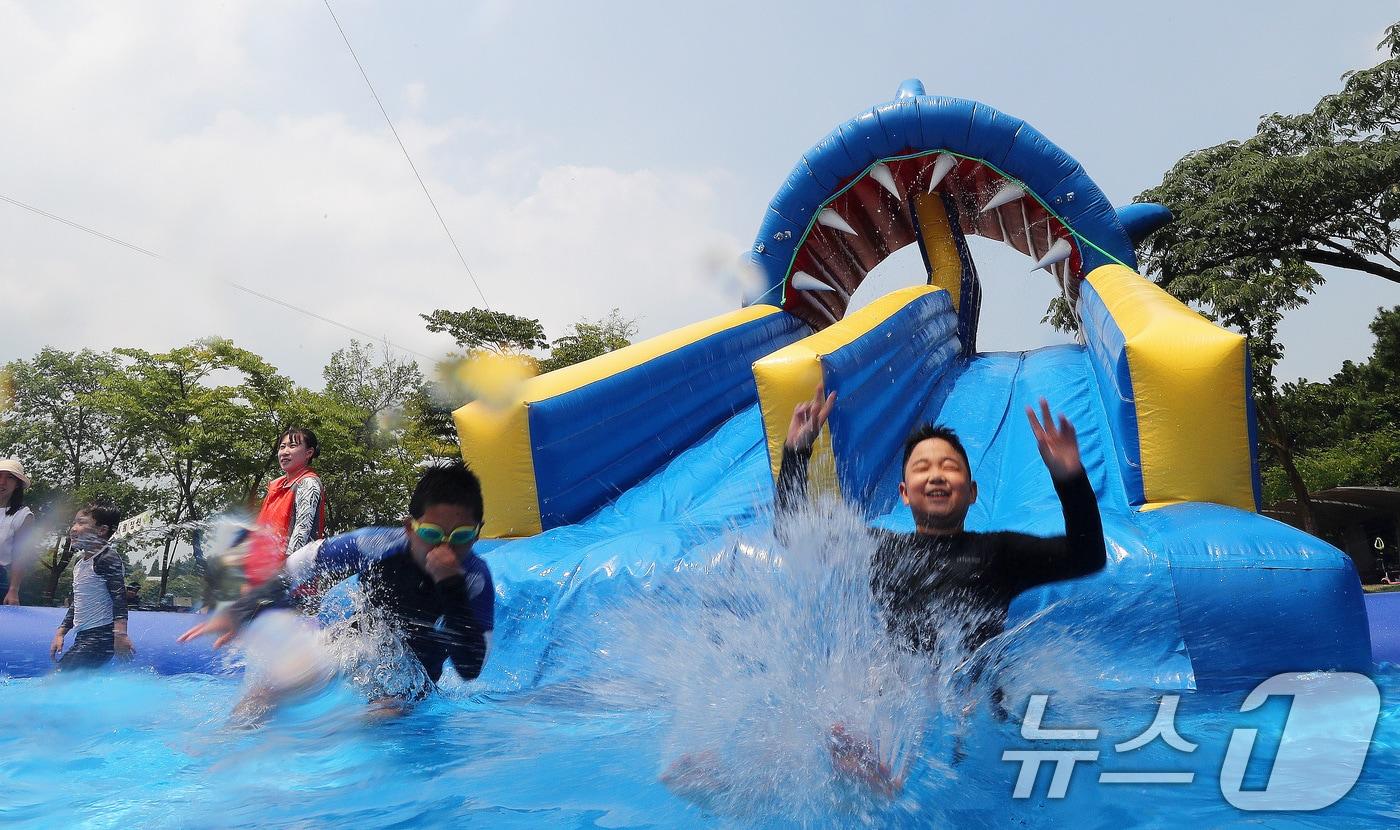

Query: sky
[1,1,1397,389]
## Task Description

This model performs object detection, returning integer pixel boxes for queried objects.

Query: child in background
[50,503,135,671]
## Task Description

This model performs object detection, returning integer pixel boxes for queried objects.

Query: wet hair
[5,483,23,516]
[78,503,122,538]
[408,462,484,523]
[279,427,320,461]
[901,424,972,474]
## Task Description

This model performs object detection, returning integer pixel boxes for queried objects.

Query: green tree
[0,348,149,602]
[1263,306,1400,502]
[401,384,462,461]
[538,309,639,373]
[421,307,548,354]
[1136,23,1400,531]
[323,340,424,422]
[312,341,433,530]
[101,339,293,596]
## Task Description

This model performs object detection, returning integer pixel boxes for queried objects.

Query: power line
[8,4,511,366]
[0,192,435,362]
[321,0,498,317]
[225,283,435,360]
[0,193,161,259]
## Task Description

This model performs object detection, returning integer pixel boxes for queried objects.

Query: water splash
[538,495,1044,822]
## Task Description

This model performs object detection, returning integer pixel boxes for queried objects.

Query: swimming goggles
[410,519,482,546]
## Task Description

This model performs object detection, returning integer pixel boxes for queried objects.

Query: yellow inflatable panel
[455,304,787,538]
[913,192,964,308]
[1085,264,1255,511]
[753,285,946,500]
[454,394,537,538]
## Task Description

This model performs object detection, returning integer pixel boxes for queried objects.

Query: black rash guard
[777,446,1106,660]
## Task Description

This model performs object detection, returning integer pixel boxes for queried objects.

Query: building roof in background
[1264,487,1400,524]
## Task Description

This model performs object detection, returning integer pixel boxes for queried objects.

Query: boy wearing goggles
[182,463,494,716]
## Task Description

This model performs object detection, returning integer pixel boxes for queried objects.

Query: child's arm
[1007,399,1107,589]
[775,385,836,526]
[94,549,134,658]
[437,558,494,681]
[181,528,399,648]
[4,512,33,604]
[283,476,325,556]
[51,601,74,660]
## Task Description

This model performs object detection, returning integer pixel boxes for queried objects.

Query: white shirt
[70,545,124,632]
[0,506,32,568]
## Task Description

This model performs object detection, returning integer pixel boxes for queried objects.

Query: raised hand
[785,384,836,453]
[1026,398,1083,482]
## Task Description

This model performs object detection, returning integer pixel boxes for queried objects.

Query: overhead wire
[0,192,436,362]
[321,0,517,350]
[6,4,512,367]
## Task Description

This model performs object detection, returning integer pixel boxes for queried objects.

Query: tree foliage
[1261,306,1400,503]
[100,339,294,594]
[1141,24,1400,294]
[420,307,547,353]
[0,348,149,601]
[315,340,439,530]
[538,309,638,373]
[1135,23,1400,530]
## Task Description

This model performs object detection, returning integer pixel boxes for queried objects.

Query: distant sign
[1377,537,1387,552]
[114,509,157,540]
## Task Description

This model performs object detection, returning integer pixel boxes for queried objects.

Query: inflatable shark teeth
[980,183,1026,214]
[870,162,901,200]
[817,208,859,236]
[791,271,837,292]
[1031,238,1074,271]
[926,153,957,193]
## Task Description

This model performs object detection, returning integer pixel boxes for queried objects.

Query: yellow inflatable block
[455,304,787,538]
[1085,265,1255,511]
[753,285,946,500]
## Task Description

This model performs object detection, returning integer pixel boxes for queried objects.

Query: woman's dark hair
[408,463,484,522]
[78,502,122,537]
[6,483,23,516]
[901,424,972,473]
[279,427,320,461]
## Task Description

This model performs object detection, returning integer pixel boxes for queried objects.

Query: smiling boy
[778,388,1106,660]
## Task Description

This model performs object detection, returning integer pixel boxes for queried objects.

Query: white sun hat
[0,459,31,488]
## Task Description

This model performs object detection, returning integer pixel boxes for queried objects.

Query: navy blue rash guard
[230,527,495,684]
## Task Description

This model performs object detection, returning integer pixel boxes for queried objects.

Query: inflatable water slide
[461,79,1372,693]
[0,81,1375,688]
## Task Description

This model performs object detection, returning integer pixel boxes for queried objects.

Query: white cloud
[0,1,744,388]
[405,81,427,112]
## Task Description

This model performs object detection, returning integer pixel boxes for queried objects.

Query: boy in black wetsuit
[663,390,1107,801]
[780,387,1105,790]
[778,388,1106,661]
[180,463,494,718]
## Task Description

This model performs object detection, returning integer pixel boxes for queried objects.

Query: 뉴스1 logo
[1001,672,1380,810]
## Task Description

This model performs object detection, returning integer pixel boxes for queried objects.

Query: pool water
[0,666,1397,828]
[3,503,1395,829]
